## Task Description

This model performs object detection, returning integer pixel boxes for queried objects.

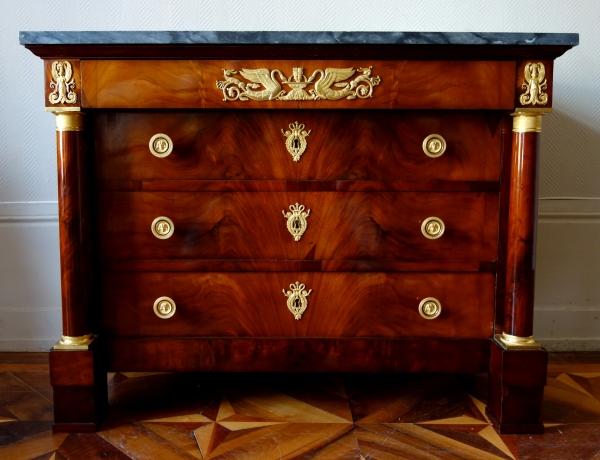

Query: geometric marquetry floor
[0,353,599,459]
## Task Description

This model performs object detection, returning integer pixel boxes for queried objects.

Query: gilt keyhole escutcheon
[282,203,310,242]
[282,281,312,320]
[282,121,311,162]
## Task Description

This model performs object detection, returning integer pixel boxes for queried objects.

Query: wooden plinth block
[486,338,547,434]
[49,340,108,432]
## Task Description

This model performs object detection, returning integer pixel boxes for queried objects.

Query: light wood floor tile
[99,422,199,459]
[0,355,599,459]
[0,430,67,460]
[142,422,204,459]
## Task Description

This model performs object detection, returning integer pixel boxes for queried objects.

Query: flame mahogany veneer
[22,33,577,434]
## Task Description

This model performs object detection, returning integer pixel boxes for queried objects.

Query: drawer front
[82,59,515,110]
[94,111,502,182]
[101,272,495,338]
[97,191,498,261]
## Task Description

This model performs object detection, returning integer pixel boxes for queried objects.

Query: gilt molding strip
[217,66,381,101]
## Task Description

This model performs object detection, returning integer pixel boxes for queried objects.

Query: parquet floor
[0,353,599,459]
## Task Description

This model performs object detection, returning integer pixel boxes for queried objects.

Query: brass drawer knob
[421,216,445,239]
[283,281,312,320]
[422,134,446,158]
[151,216,174,239]
[149,133,173,158]
[154,296,176,319]
[282,203,310,241]
[282,121,311,162]
[419,297,441,320]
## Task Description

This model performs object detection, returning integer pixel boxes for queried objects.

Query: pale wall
[0,0,597,350]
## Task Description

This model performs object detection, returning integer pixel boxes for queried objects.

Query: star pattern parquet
[0,356,599,459]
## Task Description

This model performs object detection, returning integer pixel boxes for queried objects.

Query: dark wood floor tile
[568,373,600,401]
[0,371,34,392]
[226,385,349,423]
[57,433,132,459]
[11,371,53,394]
[0,353,49,364]
[0,364,49,372]
[105,375,222,427]
[269,382,353,421]
[199,392,223,422]
[201,422,353,460]
[226,393,289,422]
[515,424,600,459]
[456,373,489,404]
[108,372,183,405]
[556,373,596,398]
[194,422,234,458]
[99,422,200,459]
[0,430,67,460]
[30,452,56,460]
[419,425,512,459]
[0,386,53,421]
[309,376,348,399]
[357,423,505,460]
[548,353,600,365]
[142,422,203,459]
[396,377,484,423]
[548,359,600,374]
[543,378,600,424]
[39,391,54,403]
[356,423,450,460]
[0,421,53,447]
[349,374,456,424]
[293,430,360,460]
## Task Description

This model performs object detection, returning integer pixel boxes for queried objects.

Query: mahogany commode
[20,31,578,434]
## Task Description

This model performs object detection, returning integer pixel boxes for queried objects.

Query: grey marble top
[19,31,578,46]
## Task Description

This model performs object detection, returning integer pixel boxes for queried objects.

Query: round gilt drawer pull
[421,216,445,239]
[151,216,174,239]
[422,134,446,158]
[154,296,176,319]
[419,297,441,320]
[149,133,173,158]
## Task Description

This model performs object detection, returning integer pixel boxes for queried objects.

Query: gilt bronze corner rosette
[217,66,381,102]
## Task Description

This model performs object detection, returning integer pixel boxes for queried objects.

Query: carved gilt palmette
[519,62,548,106]
[49,61,77,105]
[216,66,381,101]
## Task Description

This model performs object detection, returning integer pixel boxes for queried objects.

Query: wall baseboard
[537,339,600,352]
[0,340,56,352]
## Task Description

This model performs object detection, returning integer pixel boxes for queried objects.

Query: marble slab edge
[19,31,579,46]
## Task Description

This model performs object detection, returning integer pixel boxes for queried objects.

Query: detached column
[47,103,107,431]
[53,110,92,346]
[487,111,547,434]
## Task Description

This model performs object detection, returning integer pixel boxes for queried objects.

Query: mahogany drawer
[94,110,502,182]
[101,271,495,338]
[97,191,499,261]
